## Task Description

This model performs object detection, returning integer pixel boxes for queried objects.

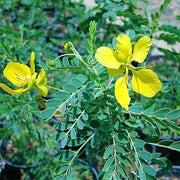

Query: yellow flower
[95,34,162,110]
[0,52,48,97]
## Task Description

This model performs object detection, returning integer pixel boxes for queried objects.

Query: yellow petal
[115,69,130,111]
[131,69,162,97]
[3,62,31,87]
[116,34,132,62]
[130,36,152,63]
[107,66,125,77]
[34,85,48,97]
[95,47,121,69]
[35,69,48,97]
[36,69,47,86]
[0,83,28,95]
[28,72,37,87]
[30,52,35,73]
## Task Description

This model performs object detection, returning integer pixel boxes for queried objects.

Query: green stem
[113,135,117,166]
[70,44,89,67]
[65,133,95,175]
[65,110,85,136]
[107,77,114,86]
[47,85,64,91]
[0,42,12,58]
[53,53,75,61]
[136,65,156,70]
[126,130,142,169]
[146,142,180,152]
[57,83,88,112]
[1,96,38,106]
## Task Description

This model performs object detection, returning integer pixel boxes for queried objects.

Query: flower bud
[48,60,56,67]
[64,41,73,53]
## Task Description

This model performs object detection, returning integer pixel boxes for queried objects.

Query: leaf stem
[47,85,64,91]
[65,110,85,137]
[64,133,95,177]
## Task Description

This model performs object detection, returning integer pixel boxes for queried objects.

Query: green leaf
[100,122,111,132]
[158,25,180,37]
[130,131,138,138]
[153,108,171,118]
[89,21,97,39]
[71,78,83,88]
[38,61,47,70]
[98,113,107,120]
[159,0,171,14]
[62,57,69,66]
[142,165,156,176]
[63,84,77,93]
[72,107,81,114]
[117,155,132,166]
[55,123,71,130]
[116,10,148,25]
[138,151,152,161]
[103,156,115,171]
[152,153,161,158]
[153,116,169,128]
[76,74,88,84]
[66,166,72,179]
[87,38,93,46]
[116,144,130,155]
[152,157,167,167]
[55,91,70,100]
[46,99,62,108]
[54,174,66,180]
[117,165,127,178]
[129,105,142,115]
[142,114,167,128]
[70,128,76,139]
[135,139,145,148]
[87,47,93,55]
[67,138,83,147]
[72,58,79,66]
[77,120,84,130]
[91,133,98,148]
[41,108,56,120]
[113,0,121,2]
[51,133,66,141]
[112,37,116,49]
[158,33,180,45]
[159,140,174,146]
[145,174,157,180]
[158,47,179,62]
[61,136,68,148]
[65,114,74,122]
[128,30,135,39]
[149,141,180,153]
[163,119,180,131]
[125,120,139,128]
[139,168,146,180]
[82,112,88,121]
[56,150,74,160]
[166,109,180,120]
[115,133,129,144]
[28,29,45,39]
[170,141,180,150]
[103,145,114,159]
[103,165,115,180]
[54,165,68,175]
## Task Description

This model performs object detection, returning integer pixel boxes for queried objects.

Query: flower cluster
[95,34,162,110]
[0,52,48,97]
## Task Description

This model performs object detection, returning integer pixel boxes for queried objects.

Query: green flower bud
[48,60,56,67]
[64,41,73,53]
